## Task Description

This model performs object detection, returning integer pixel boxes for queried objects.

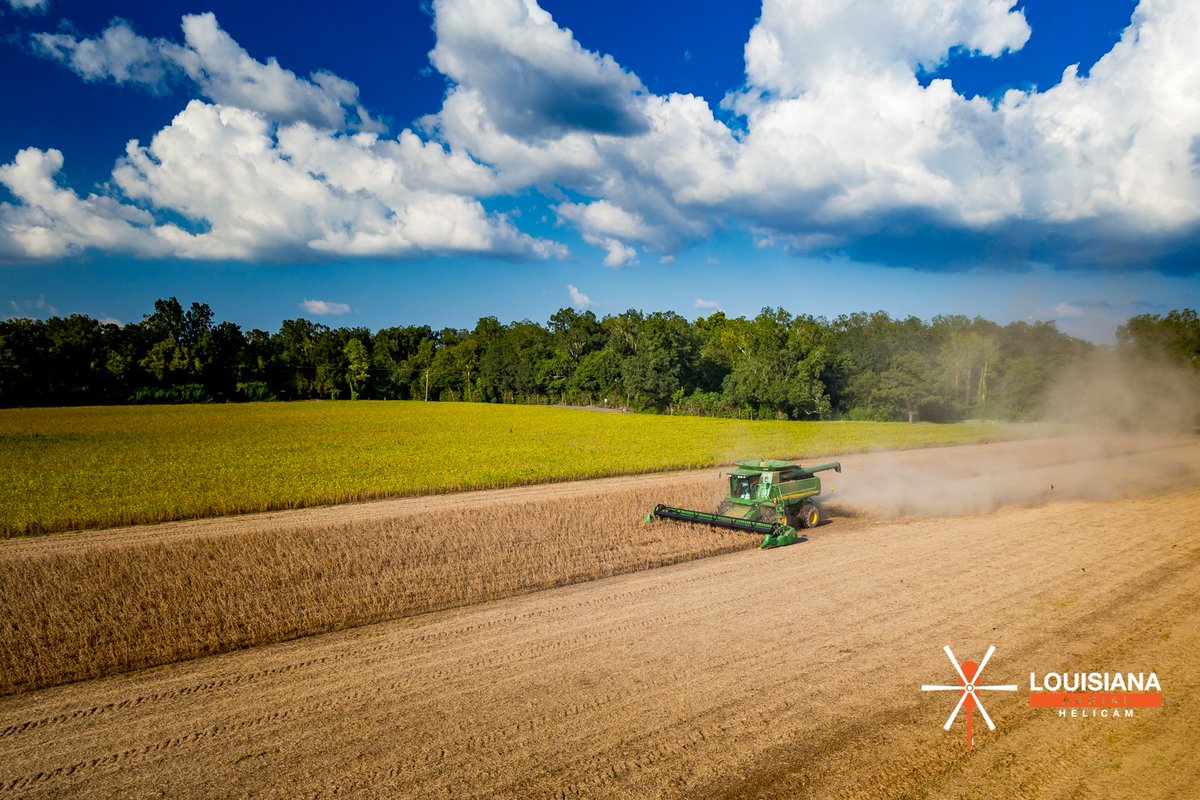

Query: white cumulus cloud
[424,0,1200,271]
[8,0,48,11]
[694,298,722,311]
[3,17,568,265]
[698,0,1200,268]
[2,12,570,265]
[566,284,592,308]
[0,147,178,260]
[741,0,1030,97]
[430,0,647,139]
[110,101,556,260]
[0,102,563,263]
[32,13,378,130]
[300,299,351,315]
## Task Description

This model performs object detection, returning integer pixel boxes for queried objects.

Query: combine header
[646,459,841,549]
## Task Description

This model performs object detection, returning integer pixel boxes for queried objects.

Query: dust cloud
[825,435,1199,520]
[1041,348,1200,435]
[824,349,1200,519]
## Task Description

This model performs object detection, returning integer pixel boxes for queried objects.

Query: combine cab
[646,459,841,549]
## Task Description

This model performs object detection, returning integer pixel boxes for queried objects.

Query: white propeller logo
[921,644,1018,749]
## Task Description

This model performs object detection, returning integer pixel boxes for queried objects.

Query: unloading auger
[645,459,841,549]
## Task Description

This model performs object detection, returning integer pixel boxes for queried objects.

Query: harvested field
[1,436,1198,798]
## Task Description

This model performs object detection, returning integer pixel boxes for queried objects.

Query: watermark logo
[1029,671,1162,718]
[921,644,1018,749]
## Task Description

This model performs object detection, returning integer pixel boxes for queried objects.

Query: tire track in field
[687,530,1200,800]
[0,653,350,740]
[4,665,628,792]
[2,706,295,794]
[0,557,762,741]
[1,629,750,795]
[688,494,1200,800]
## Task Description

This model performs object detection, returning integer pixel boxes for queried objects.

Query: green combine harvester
[646,459,842,549]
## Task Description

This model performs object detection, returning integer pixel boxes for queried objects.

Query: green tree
[719,309,831,419]
[133,298,222,399]
[982,320,1086,420]
[0,318,49,406]
[568,348,624,405]
[344,338,370,400]
[43,315,108,403]
[621,311,697,411]
[827,311,932,416]
[545,307,602,401]
[197,321,247,401]
[938,328,999,416]
[0,296,1121,420]
[273,319,321,398]
[479,321,551,403]
[990,355,1046,420]
[873,352,940,423]
[1118,309,1199,369]
[372,324,436,399]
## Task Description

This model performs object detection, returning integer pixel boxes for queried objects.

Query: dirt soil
[2,435,1199,798]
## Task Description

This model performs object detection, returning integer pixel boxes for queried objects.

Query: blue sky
[1,0,1196,342]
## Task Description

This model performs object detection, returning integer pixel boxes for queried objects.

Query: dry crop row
[0,401,1020,536]
[0,481,748,695]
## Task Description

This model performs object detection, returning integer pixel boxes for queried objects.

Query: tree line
[1,298,1196,421]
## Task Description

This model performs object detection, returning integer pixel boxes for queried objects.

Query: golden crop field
[0,402,1024,536]
[0,480,749,694]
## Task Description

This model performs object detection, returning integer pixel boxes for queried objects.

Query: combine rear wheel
[798,504,820,529]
